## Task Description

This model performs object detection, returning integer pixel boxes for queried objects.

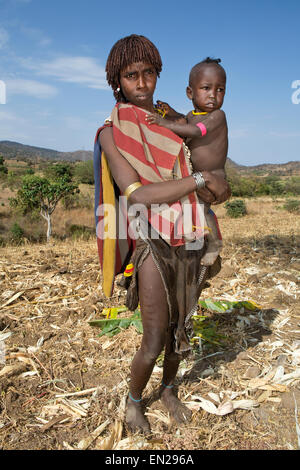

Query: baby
[147,57,228,265]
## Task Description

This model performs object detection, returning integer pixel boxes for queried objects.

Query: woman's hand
[200,172,231,205]
[196,187,217,204]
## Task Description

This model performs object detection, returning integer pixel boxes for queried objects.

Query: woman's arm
[99,127,230,206]
[100,127,198,207]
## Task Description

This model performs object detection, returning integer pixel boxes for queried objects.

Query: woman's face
[119,62,157,111]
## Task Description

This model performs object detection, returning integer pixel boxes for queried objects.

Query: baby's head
[187,57,226,113]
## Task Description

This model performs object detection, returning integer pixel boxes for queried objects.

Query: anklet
[129,392,142,403]
[162,381,174,389]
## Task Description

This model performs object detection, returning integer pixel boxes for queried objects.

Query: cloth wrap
[93,103,222,354]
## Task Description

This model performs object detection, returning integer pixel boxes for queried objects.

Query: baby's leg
[201,208,222,266]
[126,253,169,434]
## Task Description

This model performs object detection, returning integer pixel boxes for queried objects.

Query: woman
[94,34,231,434]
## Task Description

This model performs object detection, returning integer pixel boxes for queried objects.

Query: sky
[0,0,300,166]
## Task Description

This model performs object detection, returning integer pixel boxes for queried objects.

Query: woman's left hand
[201,172,231,205]
[196,187,217,204]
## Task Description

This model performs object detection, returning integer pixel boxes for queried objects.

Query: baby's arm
[146,112,198,137]
[147,109,225,139]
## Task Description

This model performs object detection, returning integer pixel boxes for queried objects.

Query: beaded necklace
[154,105,166,118]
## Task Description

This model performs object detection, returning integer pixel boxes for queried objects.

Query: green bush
[224,199,247,218]
[10,223,25,244]
[44,162,74,182]
[284,177,300,196]
[61,193,80,210]
[283,199,300,213]
[62,192,93,210]
[67,224,94,240]
[226,170,300,198]
[6,171,22,190]
[74,161,94,185]
[0,155,8,175]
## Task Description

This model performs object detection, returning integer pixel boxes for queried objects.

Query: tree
[74,160,94,184]
[10,174,79,242]
[44,162,74,182]
[0,155,8,175]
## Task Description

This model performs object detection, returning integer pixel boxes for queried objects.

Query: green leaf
[198,298,261,312]
[89,309,143,337]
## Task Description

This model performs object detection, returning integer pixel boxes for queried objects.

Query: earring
[116,87,120,92]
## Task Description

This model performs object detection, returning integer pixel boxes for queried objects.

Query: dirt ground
[0,198,299,450]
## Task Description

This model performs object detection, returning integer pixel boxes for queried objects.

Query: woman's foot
[125,396,151,435]
[160,386,192,424]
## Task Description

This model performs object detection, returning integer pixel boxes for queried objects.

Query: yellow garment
[101,152,116,297]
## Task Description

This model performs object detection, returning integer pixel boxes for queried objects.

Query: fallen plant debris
[0,198,299,450]
[89,309,143,337]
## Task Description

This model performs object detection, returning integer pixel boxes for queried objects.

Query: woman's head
[106,34,162,104]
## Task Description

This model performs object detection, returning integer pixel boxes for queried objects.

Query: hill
[0,140,246,168]
[0,141,93,162]
[0,140,299,175]
[238,160,300,176]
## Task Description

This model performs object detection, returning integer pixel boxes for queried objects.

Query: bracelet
[128,392,142,403]
[124,182,142,199]
[192,171,205,190]
[196,122,207,137]
[162,381,174,389]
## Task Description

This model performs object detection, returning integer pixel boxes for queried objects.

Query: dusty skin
[0,197,300,450]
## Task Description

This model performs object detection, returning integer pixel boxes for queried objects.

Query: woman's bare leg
[126,253,169,434]
[160,331,192,423]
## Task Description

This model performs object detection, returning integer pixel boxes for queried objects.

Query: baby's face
[187,65,226,113]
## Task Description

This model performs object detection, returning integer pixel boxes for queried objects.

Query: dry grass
[0,197,299,450]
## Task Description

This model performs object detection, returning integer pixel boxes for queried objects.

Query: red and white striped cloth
[111,103,206,246]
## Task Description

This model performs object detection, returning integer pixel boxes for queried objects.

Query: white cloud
[21,26,52,47]
[0,110,31,142]
[6,79,58,99]
[9,0,32,4]
[269,131,300,138]
[0,27,9,49]
[22,56,108,90]
[0,108,96,152]
[0,110,17,121]
[63,116,86,131]
[229,128,249,139]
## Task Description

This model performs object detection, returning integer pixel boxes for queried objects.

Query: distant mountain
[0,140,244,168]
[0,140,299,175]
[0,141,93,162]
[241,160,300,174]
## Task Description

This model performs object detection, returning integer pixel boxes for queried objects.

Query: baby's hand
[155,100,171,115]
[146,113,164,126]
